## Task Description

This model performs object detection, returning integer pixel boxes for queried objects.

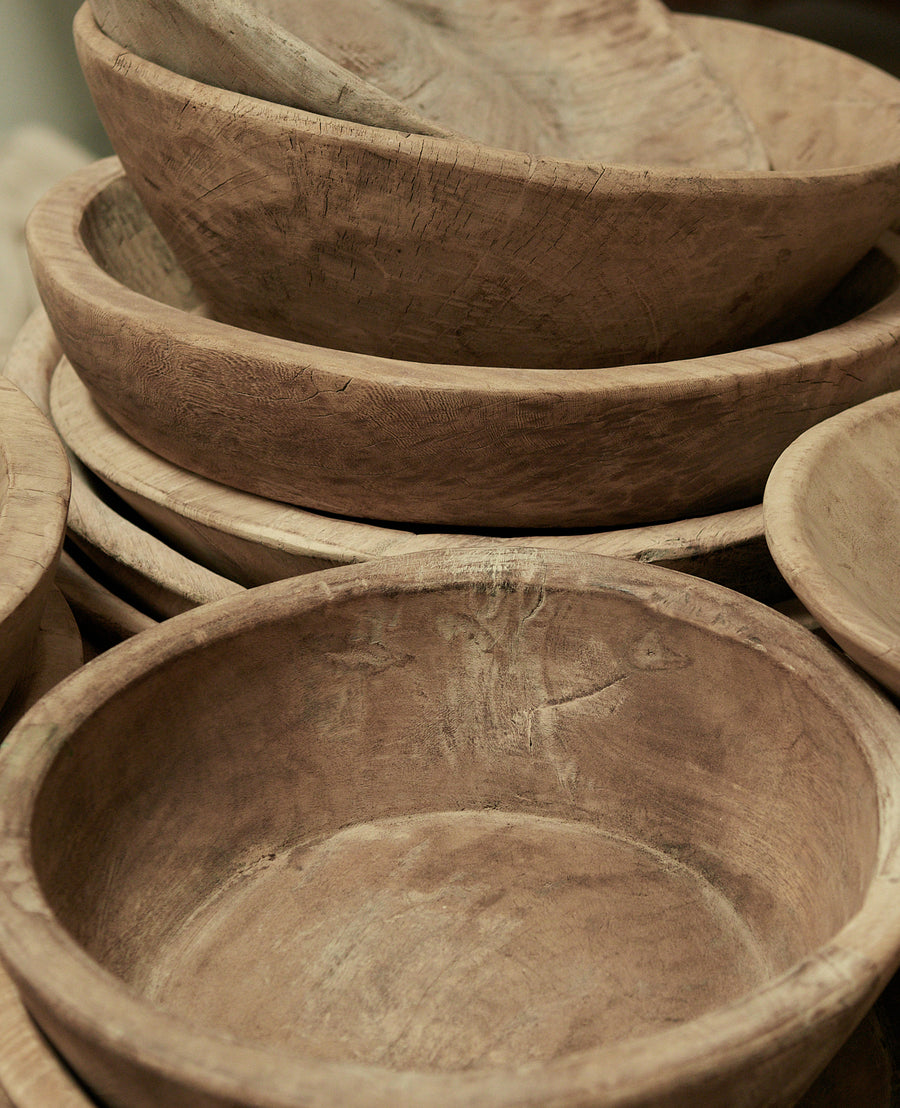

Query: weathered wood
[87,0,769,169]
[0,375,70,714]
[73,8,900,372]
[0,587,82,741]
[51,357,788,602]
[29,160,900,528]
[0,549,899,1107]
[764,389,900,697]
[4,311,242,620]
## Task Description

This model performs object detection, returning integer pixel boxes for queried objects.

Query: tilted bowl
[764,389,900,697]
[2,549,900,1107]
[73,6,900,371]
[28,158,900,528]
[51,355,788,603]
[0,377,70,713]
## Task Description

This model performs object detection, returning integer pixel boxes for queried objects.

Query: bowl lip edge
[1,546,900,1103]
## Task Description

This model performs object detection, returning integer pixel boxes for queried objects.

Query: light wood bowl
[0,376,70,714]
[3,310,242,622]
[51,357,789,603]
[1,548,900,1107]
[0,587,82,741]
[29,162,900,529]
[88,0,769,170]
[764,389,900,697]
[73,8,900,373]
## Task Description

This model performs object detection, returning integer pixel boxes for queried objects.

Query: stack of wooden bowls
[3,0,900,1104]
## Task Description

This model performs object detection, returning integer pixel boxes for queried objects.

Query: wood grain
[0,374,70,714]
[51,357,789,603]
[0,586,82,741]
[0,549,898,1107]
[4,310,242,620]
[88,0,769,169]
[28,160,900,528]
[765,388,900,697]
[73,7,900,372]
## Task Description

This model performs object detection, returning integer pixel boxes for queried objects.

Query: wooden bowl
[0,376,70,714]
[0,587,82,741]
[764,389,900,696]
[1,548,899,1108]
[88,0,769,170]
[73,8,900,373]
[51,357,789,603]
[29,162,900,529]
[4,310,242,622]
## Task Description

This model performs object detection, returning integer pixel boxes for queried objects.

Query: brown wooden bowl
[73,7,900,374]
[29,161,900,529]
[764,389,900,697]
[4,310,242,623]
[87,0,769,170]
[51,357,790,603]
[1,549,899,1107]
[0,376,70,714]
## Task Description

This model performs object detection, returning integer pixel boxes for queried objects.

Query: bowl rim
[28,155,900,399]
[1,548,900,1106]
[0,376,70,687]
[764,388,900,693]
[74,2,900,183]
[50,355,769,569]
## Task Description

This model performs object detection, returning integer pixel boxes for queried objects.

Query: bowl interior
[29,554,880,1077]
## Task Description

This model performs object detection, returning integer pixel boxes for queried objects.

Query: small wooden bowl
[73,7,900,373]
[4,310,241,623]
[29,161,900,529]
[0,376,70,714]
[764,389,900,696]
[51,357,789,603]
[88,0,769,170]
[1,549,900,1108]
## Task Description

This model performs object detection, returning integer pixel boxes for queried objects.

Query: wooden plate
[0,549,898,1107]
[29,158,900,528]
[50,357,789,604]
[764,389,900,696]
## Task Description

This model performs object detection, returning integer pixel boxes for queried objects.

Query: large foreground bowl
[73,7,900,370]
[2,550,900,1107]
[0,377,70,713]
[51,356,788,602]
[29,160,900,528]
[764,389,900,697]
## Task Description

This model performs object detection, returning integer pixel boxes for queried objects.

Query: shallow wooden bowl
[30,161,900,529]
[764,389,900,697]
[73,8,900,373]
[51,357,789,603]
[3,310,242,623]
[0,377,70,714]
[1,548,900,1107]
[88,0,769,170]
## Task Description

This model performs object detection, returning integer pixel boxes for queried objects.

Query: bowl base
[137,808,772,1070]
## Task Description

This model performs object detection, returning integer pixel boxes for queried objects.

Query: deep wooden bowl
[0,377,70,714]
[1,549,900,1108]
[51,357,788,603]
[73,7,900,373]
[29,161,900,529]
[764,389,900,696]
